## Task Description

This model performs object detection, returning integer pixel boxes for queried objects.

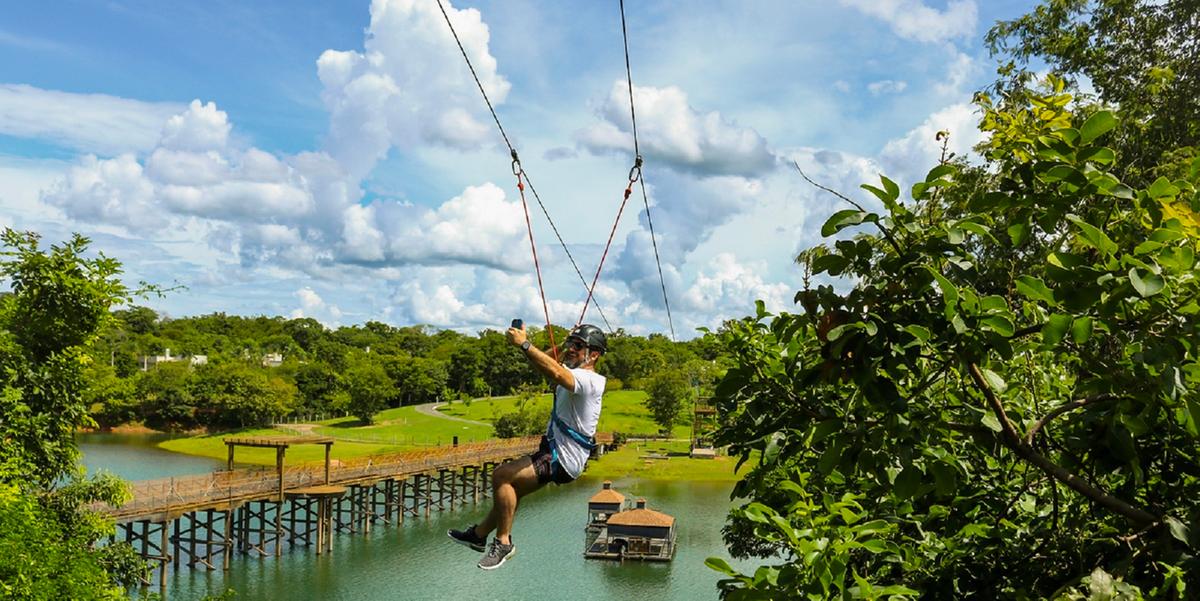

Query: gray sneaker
[477,538,516,570]
[447,525,487,552]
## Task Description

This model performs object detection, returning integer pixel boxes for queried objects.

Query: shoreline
[149,431,745,482]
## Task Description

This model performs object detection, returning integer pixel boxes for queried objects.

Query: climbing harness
[546,391,597,478]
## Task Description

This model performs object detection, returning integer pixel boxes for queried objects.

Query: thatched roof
[607,503,675,528]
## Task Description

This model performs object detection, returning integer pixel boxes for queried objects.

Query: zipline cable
[435,0,613,343]
[579,0,676,340]
[621,0,675,342]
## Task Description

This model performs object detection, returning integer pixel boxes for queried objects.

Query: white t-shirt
[546,368,606,478]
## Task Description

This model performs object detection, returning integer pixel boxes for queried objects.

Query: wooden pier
[99,436,538,596]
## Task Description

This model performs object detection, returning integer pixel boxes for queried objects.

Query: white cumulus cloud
[838,0,977,44]
[0,84,185,156]
[577,81,777,178]
[317,0,510,177]
[867,79,908,95]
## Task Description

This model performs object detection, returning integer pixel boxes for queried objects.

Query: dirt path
[275,423,320,435]
[413,402,490,426]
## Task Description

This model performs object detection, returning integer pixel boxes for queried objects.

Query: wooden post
[324,443,331,484]
[316,498,324,556]
[227,443,235,472]
[276,447,285,502]
[159,521,169,598]
[222,508,233,570]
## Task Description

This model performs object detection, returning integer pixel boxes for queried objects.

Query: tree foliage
[644,368,694,434]
[710,84,1200,598]
[0,230,144,598]
[343,357,395,425]
[987,0,1200,185]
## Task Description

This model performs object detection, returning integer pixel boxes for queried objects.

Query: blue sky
[0,0,1039,336]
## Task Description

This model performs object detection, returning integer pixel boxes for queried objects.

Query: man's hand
[507,325,527,347]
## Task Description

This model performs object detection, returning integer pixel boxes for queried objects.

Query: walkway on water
[101,437,537,523]
[102,436,539,597]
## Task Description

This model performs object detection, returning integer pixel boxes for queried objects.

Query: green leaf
[893,466,923,499]
[1148,176,1180,199]
[1066,215,1118,255]
[1015,275,1056,305]
[861,184,894,210]
[904,324,931,343]
[980,368,1007,393]
[1129,268,1166,297]
[822,210,869,237]
[923,266,959,317]
[1079,110,1117,144]
[1007,222,1030,245]
[812,253,851,276]
[980,315,1015,337]
[881,176,900,202]
[925,164,955,181]
[957,221,996,242]
[1071,316,1094,344]
[1042,314,1073,346]
[705,557,739,577]
[1078,146,1116,165]
[980,295,1008,313]
[1041,165,1085,185]
[981,412,1003,433]
[1165,516,1190,545]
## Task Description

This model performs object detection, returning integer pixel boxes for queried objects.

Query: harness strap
[548,390,597,453]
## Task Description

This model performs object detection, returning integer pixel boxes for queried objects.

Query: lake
[78,434,756,600]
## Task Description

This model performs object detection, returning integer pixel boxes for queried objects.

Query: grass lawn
[158,427,401,465]
[583,439,751,482]
[440,389,692,438]
[310,405,492,446]
[160,389,708,469]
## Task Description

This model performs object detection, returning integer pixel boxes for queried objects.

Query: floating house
[584,497,676,562]
[586,480,627,532]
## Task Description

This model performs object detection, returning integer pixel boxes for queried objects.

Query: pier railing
[102,437,539,521]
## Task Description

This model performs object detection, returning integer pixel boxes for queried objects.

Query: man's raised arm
[507,326,574,390]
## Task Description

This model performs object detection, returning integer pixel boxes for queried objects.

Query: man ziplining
[447,322,607,570]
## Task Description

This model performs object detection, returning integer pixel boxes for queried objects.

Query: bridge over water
[99,436,539,597]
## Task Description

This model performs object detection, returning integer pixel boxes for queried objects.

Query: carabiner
[627,155,643,183]
[511,148,522,176]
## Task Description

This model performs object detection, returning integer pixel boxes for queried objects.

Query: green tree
[709,86,1199,597]
[644,369,693,435]
[493,384,546,438]
[294,361,341,413]
[84,363,138,428]
[987,0,1200,185]
[190,363,297,428]
[343,357,395,424]
[135,361,196,430]
[0,230,145,597]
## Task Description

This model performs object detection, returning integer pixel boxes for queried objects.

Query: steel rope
[436,0,613,334]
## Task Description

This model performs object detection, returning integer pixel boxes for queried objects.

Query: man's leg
[475,456,543,544]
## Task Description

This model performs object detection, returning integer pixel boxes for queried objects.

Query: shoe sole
[446,530,486,553]
[477,547,516,570]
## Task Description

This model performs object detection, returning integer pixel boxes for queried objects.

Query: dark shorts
[530,436,575,486]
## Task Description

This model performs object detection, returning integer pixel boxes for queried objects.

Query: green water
[78,435,755,600]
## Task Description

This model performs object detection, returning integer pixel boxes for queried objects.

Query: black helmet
[567,324,606,354]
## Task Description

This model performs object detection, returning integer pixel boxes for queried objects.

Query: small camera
[511,318,523,329]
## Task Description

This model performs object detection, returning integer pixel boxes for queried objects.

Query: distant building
[262,353,284,368]
[585,497,676,562]
[586,480,627,533]
[139,349,208,371]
